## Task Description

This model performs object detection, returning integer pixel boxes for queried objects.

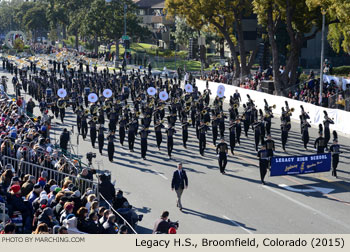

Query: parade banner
[270,153,331,177]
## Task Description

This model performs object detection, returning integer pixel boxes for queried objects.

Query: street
[4,69,350,234]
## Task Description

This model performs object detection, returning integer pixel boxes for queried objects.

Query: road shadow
[181,207,256,232]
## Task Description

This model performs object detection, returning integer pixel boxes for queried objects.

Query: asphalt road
[3,68,350,234]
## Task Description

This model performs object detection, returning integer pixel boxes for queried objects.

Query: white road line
[152,169,168,180]
[263,185,350,231]
[223,215,253,234]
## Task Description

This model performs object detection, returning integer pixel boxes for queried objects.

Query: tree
[306,0,350,54]
[172,17,198,48]
[0,0,23,34]
[103,0,148,60]
[165,0,259,78]
[23,3,49,41]
[253,0,339,95]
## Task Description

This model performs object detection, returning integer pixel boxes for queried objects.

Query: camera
[169,220,179,229]
[86,152,96,165]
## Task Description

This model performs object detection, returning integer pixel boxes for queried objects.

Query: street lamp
[319,9,326,105]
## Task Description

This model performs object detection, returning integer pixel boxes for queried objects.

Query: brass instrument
[136,111,141,117]
[84,109,90,115]
[136,97,141,102]
[201,110,207,115]
[185,106,190,112]
[205,122,210,126]
[92,116,98,122]
[92,106,99,114]
[57,99,66,109]
[290,108,295,113]
[116,100,121,104]
[233,104,238,109]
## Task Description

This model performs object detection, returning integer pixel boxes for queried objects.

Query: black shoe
[138,215,143,222]
[262,181,266,185]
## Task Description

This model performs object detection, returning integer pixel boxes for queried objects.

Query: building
[133,0,174,48]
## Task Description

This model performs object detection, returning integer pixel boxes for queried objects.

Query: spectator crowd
[0,72,142,235]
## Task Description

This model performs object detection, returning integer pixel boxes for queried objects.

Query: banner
[270,153,331,177]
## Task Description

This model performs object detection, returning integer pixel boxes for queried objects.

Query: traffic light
[124,39,130,50]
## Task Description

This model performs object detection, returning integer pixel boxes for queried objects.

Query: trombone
[92,116,98,122]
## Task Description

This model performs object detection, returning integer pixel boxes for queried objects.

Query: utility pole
[124,4,127,62]
[319,9,326,105]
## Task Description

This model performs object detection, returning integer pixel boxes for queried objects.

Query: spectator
[85,211,99,234]
[153,211,171,234]
[98,174,115,208]
[76,207,89,232]
[59,202,74,224]
[102,214,118,234]
[1,223,16,234]
[336,94,346,110]
[21,175,36,197]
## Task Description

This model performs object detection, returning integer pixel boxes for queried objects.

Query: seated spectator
[37,207,57,228]
[85,211,99,234]
[21,175,36,197]
[59,202,74,224]
[63,215,84,234]
[336,94,346,110]
[76,207,89,232]
[102,214,118,234]
[1,223,16,234]
[7,184,32,233]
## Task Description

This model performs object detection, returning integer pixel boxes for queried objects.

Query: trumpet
[92,106,99,114]
[57,100,66,109]
[188,119,192,124]
[290,108,295,113]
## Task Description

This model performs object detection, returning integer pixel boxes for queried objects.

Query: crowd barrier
[1,156,98,194]
[195,79,350,135]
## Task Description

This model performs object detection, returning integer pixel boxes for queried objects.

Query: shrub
[332,66,350,76]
